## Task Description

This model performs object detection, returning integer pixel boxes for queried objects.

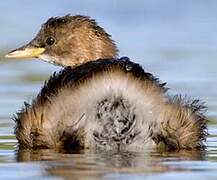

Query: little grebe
[6,15,207,151]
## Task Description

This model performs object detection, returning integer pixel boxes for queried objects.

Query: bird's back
[15,58,207,151]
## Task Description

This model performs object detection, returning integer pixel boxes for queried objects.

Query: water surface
[0,1,217,179]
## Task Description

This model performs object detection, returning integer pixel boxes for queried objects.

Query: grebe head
[5,15,118,67]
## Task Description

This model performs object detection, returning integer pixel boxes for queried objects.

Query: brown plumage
[6,15,207,152]
[6,15,118,66]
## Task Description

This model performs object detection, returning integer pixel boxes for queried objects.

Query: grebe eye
[46,36,56,46]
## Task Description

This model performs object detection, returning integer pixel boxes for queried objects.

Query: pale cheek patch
[39,54,54,62]
[38,54,59,65]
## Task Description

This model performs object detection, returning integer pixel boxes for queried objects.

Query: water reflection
[1,0,217,179]
[14,149,208,179]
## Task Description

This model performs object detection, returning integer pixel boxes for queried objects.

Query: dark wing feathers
[38,58,167,104]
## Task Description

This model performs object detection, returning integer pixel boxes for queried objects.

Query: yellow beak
[5,47,45,59]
